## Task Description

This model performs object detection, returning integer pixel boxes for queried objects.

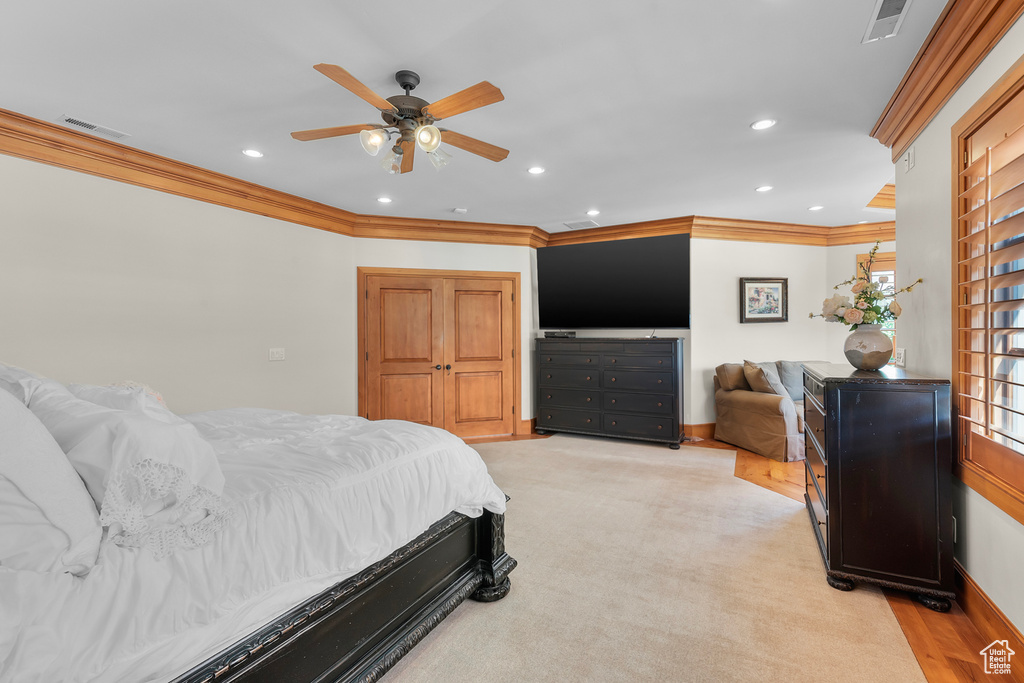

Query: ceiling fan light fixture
[360,128,391,156]
[380,147,402,174]
[427,147,453,170]
[415,124,442,153]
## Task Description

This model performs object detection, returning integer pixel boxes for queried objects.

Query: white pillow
[0,388,102,575]
[0,362,49,404]
[26,382,230,559]
[68,383,176,424]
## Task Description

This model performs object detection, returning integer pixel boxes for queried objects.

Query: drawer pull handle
[816,474,824,479]
[611,421,617,426]
[586,418,592,423]
[586,376,591,381]
[815,427,823,433]
[586,397,592,402]
[546,357,551,362]
[657,425,663,430]
[657,379,663,384]
[658,360,663,364]
[610,359,616,364]
[817,519,826,526]
[547,374,552,379]
[587,358,592,363]
[611,377,616,382]
[546,394,552,399]
[611,399,616,404]
[657,402,663,407]
[546,415,552,420]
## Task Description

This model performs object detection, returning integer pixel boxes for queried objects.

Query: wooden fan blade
[290,124,377,141]
[422,81,503,120]
[399,140,415,173]
[313,63,397,112]
[439,130,509,162]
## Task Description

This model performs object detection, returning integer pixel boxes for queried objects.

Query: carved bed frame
[172,506,515,682]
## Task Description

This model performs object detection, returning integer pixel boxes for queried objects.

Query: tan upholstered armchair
[713,361,810,462]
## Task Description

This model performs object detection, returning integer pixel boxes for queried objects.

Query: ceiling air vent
[56,115,130,140]
[862,0,913,44]
[563,220,599,230]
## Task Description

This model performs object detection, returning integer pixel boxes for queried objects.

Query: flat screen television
[537,233,690,329]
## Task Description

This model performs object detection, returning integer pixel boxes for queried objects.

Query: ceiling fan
[291,64,509,174]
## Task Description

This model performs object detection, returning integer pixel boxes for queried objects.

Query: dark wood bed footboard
[173,507,516,683]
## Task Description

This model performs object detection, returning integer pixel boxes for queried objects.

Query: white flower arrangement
[810,241,921,330]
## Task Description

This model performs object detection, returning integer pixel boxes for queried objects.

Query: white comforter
[0,409,506,683]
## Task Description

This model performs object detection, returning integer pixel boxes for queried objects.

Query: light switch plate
[269,347,286,361]
[894,347,906,367]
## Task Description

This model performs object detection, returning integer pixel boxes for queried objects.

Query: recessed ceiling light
[377,197,392,204]
[808,205,824,211]
[242,149,263,158]
[586,209,600,216]
[528,166,545,175]
[750,119,777,131]
[755,185,773,192]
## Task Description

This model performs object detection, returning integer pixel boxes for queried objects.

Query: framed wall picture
[739,277,788,323]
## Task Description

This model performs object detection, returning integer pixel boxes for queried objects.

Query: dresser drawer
[805,435,827,506]
[604,355,673,369]
[578,342,624,352]
[603,392,674,415]
[539,353,599,366]
[539,388,599,409]
[537,407,601,431]
[804,399,825,446]
[604,413,675,438]
[539,368,599,388]
[804,373,825,408]
[806,466,828,553]
[602,370,672,392]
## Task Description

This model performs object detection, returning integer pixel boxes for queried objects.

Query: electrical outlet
[268,347,286,361]
[894,347,906,367]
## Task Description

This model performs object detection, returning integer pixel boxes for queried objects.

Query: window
[954,73,1024,524]
[858,251,897,353]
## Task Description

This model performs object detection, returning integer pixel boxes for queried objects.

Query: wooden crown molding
[867,183,896,209]
[871,0,1024,162]
[549,215,895,248]
[0,107,892,250]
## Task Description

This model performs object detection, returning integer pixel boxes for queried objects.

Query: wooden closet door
[443,278,514,437]
[365,275,445,427]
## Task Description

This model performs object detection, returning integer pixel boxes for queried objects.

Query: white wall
[0,153,538,418]
[688,239,839,424]
[894,15,1024,633]
[1,153,357,415]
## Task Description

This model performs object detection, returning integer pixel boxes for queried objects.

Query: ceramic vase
[843,324,893,370]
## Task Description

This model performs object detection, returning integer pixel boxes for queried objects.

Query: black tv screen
[537,233,690,329]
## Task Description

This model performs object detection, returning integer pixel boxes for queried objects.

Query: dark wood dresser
[802,362,954,610]
[535,338,683,448]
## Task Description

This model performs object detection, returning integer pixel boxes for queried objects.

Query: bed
[0,364,515,683]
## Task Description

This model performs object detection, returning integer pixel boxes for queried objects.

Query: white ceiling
[0,0,946,234]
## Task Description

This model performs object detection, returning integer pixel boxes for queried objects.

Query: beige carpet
[385,434,925,683]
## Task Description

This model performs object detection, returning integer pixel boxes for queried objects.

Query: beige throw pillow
[743,360,789,396]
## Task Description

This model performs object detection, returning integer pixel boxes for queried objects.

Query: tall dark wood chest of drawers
[802,362,954,610]
[535,338,683,448]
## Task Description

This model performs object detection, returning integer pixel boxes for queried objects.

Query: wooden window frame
[951,55,1024,526]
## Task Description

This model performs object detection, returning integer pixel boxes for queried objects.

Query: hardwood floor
[689,436,1016,683]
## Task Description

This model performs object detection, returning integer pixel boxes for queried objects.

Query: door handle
[446,364,452,375]
[435,365,442,370]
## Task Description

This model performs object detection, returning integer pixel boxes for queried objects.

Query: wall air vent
[862,0,913,44]
[56,114,130,140]
[563,220,600,230]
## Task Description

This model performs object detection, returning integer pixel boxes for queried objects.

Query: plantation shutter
[956,94,1024,490]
